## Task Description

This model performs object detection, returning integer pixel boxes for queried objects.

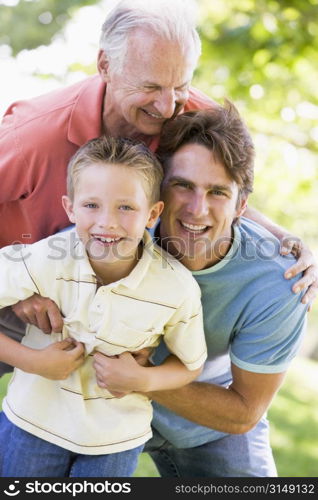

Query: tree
[0,0,98,55]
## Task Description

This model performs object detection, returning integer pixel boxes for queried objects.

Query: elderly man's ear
[97,49,111,82]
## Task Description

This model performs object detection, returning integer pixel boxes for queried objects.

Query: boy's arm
[93,351,202,394]
[0,331,84,380]
[244,206,318,305]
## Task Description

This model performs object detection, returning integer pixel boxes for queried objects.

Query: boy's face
[159,143,247,271]
[63,162,163,273]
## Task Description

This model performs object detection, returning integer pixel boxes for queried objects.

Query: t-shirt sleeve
[230,281,308,374]
[163,284,207,371]
[0,245,42,308]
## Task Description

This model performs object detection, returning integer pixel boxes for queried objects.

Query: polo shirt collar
[70,229,97,282]
[118,230,155,290]
[68,75,106,146]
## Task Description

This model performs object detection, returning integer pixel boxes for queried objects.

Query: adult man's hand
[281,236,318,308]
[12,294,64,334]
[244,206,318,308]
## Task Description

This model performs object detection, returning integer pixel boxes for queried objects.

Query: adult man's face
[159,143,247,271]
[99,29,197,138]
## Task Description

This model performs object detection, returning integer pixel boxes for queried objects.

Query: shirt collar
[73,229,155,290]
[68,75,106,146]
[118,230,155,290]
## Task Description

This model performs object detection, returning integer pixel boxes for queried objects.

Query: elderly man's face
[159,143,247,271]
[100,30,197,137]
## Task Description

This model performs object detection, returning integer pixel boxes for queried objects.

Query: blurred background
[0,0,317,477]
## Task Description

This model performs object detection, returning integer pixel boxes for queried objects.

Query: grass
[1,355,317,477]
[268,356,318,477]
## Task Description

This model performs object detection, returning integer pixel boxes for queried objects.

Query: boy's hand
[281,236,318,308]
[30,338,85,380]
[12,294,64,334]
[93,351,146,395]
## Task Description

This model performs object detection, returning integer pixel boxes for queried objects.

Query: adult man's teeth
[144,110,162,119]
[181,222,207,232]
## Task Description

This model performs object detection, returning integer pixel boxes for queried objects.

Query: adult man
[94,103,308,476]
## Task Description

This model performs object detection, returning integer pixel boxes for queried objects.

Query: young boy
[0,136,207,477]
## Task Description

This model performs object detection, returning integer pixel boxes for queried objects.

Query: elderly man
[93,102,308,477]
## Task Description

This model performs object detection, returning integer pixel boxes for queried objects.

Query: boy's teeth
[181,222,207,232]
[99,237,121,243]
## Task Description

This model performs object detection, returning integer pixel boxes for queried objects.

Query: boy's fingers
[69,341,85,358]
[58,338,74,348]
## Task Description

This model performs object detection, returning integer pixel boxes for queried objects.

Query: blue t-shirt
[151,218,308,447]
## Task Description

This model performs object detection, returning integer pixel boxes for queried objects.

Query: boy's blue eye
[119,205,133,211]
[85,203,98,209]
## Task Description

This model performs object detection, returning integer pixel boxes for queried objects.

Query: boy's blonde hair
[67,136,163,204]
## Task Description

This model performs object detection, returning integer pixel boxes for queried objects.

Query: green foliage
[193,0,318,244]
[0,0,99,55]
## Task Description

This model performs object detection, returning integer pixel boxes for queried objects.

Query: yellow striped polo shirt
[1,229,207,455]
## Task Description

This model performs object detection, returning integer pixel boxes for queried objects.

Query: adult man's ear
[237,197,248,218]
[97,49,111,82]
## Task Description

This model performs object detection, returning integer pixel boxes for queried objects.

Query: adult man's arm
[147,363,285,434]
[244,206,318,306]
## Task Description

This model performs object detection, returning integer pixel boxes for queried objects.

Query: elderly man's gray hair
[99,0,201,73]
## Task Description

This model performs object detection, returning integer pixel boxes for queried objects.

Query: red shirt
[0,75,214,246]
